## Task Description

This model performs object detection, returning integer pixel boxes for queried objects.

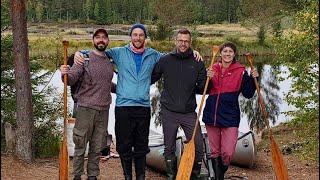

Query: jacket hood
[170,48,194,59]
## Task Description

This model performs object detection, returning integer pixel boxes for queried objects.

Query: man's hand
[60,65,70,76]
[193,50,203,62]
[74,51,85,65]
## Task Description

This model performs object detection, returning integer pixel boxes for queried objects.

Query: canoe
[146,126,256,172]
[232,131,256,168]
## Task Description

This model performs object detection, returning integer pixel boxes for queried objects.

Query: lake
[43,64,295,137]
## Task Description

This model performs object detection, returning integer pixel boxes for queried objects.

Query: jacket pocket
[73,128,87,149]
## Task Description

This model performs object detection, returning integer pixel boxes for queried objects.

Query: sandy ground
[1,148,318,180]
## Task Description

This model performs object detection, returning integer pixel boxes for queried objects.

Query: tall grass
[29,34,274,70]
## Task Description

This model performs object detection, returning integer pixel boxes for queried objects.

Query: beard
[177,45,188,53]
[132,40,144,49]
[94,42,107,51]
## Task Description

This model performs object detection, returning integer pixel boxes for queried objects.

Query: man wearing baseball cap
[74,24,202,180]
[93,28,108,38]
[61,28,114,180]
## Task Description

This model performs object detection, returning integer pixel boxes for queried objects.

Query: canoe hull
[146,130,256,172]
[146,135,183,172]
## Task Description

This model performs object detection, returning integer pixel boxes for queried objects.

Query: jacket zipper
[214,66,222,126]
[179,60,182,105]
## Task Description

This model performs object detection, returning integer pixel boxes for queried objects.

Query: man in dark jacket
[151,28,207,179]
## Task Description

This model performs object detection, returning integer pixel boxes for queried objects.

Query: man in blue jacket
[74,24,201,180]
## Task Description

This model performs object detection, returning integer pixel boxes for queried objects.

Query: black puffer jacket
[151,48,206,113]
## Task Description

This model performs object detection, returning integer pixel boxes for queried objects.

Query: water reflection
[151,55,294,132]
[238,55,282,132]
[47,55,294,135]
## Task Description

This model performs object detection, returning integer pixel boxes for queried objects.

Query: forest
[26,0,241,24]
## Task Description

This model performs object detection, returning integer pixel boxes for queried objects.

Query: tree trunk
[10,0,34,163]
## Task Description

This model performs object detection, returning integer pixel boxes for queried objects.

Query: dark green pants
[72,106,109,177]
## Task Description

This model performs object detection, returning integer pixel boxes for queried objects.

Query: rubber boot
[73,175,81,180]
[87,176,97,180]
[120,158,132,180]
[212,157,223,180]
[134,156,146,180]
[220,158,229,180]
[190,161,202,180]
[165,157,177,180]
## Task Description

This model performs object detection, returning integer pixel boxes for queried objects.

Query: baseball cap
[93,28,108,38]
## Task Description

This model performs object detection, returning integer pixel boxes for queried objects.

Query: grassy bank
[26,23,275,70]
[258,117,319,165]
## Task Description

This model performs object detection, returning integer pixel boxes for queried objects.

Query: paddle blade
[176,139,195,180]
[270,136,289,180]
[59,138,69,180]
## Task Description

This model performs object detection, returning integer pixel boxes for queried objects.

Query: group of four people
[60,23,259,180]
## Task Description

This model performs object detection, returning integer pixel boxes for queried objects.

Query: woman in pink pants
[202,42,259,180]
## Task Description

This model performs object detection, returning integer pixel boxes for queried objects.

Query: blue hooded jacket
[81,44,162,107]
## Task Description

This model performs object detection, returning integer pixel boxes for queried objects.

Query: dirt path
[1,150,318,180]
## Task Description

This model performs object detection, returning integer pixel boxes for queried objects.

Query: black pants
[115,106,151,160]
[161,107,204,162]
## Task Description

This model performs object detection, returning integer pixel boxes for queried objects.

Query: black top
[151,48,207,113]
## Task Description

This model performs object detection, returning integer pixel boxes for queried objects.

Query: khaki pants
[72,106,109,177]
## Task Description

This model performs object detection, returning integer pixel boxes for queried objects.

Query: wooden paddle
[176,46,220,180]
[59,40,69,180]
[244,53,289,180]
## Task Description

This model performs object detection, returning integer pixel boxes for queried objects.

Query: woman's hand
[207,68,214,78]
[250,68,259,78]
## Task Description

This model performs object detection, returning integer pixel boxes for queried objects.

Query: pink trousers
[206,125,238,165]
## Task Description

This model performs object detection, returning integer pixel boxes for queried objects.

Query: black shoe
[101,146,110,156]
[88,176,97,180]
[73,175,81,180]
[165,157,177,180]
[190,161,202,180]
[136,174,145,180]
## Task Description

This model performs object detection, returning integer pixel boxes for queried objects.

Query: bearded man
[60,28,114,180]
